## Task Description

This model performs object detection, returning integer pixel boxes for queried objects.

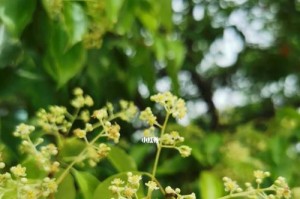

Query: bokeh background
[1,0,300,198]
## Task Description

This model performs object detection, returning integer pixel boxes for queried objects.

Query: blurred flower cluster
[0,88,138,198]
[221,170,291,199]
[0,160,57,198]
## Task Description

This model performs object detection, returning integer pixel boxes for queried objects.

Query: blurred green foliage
[1,0,300,198]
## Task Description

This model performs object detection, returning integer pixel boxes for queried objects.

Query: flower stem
[56,129,105,184]
[151,113,170,178]
[218,187,274,199]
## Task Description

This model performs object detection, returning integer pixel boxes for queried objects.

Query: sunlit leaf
[107,146,137,172]
[55,173,76,199]
[64,2,88,48]
[72,169,100,199]
[199,171,223,199]
[43,23,86,87]
[105,0,125,24]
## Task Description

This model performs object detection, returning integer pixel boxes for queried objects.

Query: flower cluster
[13,123,35,139]
[36,88,94,136]
[71,88,94,108]
[165,186,196,199]
[109,172,142,199]
[119,100,138,122]
[65,90,136,167]
[160,131,191,158]
[0,163,57,198]
[140,108,157,126]
[150,92,187,119]
[222,177,242,194]
[42,0,63,20]
[14,123,60,173]
[139,92,191,158]
[36,106,71,134]
[220,170,291,199]
[85,143,111,167]
[1,88,139,198]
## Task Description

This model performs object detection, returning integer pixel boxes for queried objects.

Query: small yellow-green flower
[11,164,26,177]
[177,145,192,157]
[127,172,142,186]
[140,107,157,126]
[145,181,159,191]
[73,128,86,139]
[107,124,120,143]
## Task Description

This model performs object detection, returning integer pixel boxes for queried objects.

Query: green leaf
[43,23,86,87]
[72,169,100,199]
[269,135,286,165]
[64,2,88,48]
[129,144,151,167]
[156,156,186,175]
[0,0,36,37]
[0,26,23,68]
[93,172,145,199]
[168,40,186,69]
[154,37,166,62]
[107,146,137,172]
[158,0,172,31]
[60,137,86,160]
[199,171,223,199]
[136,8,158,33]
[55,173,76,199]
[105,0,125,24]
[115,1,134,35]
[166,40,186,93]
[22,157,47,179]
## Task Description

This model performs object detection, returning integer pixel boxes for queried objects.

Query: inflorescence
[109,91,195,199]
[0,88,137,198]
[0,89,292,199]
[220,170,291,199]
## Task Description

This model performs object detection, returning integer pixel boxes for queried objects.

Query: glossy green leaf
[0,0,36,37]
[64,2,88,48]
[115,1,134,35]
[136,9,158,33]
[199,171,223,199]
[105,0,125,24]
[107,146,137,172]
[60,137,86,160]
[158,0,172,31]
[157,156,186,175]
[55,173,76,199]
[43,23,86,87]
[72,169,100,199]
